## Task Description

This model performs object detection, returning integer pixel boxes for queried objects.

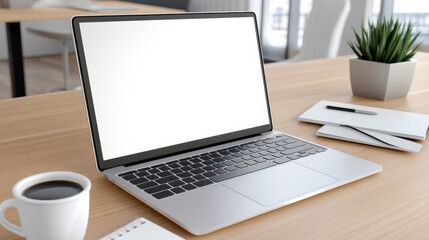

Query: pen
[326,105,377,115]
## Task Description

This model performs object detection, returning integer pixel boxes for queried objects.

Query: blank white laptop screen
[79,17,270,161]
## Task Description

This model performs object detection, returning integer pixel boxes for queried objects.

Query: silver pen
[326,105,377,115]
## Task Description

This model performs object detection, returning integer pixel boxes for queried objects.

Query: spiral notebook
[100,217,184,240]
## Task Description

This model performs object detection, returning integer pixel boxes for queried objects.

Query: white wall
[338,0,373,56]
[0,19,74,60]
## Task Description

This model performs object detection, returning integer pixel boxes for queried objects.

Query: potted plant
[348,18,421,100]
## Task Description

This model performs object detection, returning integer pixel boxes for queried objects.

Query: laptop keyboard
[118,134,326,200]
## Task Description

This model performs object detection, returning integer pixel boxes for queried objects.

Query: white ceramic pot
[349,58,416,101]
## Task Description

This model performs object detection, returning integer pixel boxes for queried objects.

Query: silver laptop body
[72,12,382,235]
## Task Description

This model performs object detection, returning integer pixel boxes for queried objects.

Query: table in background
[1,53,428,239]
[0,0,182,98]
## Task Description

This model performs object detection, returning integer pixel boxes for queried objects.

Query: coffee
[23,181,83,200]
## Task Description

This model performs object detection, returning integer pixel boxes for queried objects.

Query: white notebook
[100,217,184,240]
[299,100,429,140]
[317,125,423,152]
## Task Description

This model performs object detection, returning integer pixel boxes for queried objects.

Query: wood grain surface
[0,53,428,239]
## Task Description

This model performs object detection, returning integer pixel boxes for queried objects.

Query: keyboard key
[182,184,197,191]
[200,155,212,160]
[255,141,265,146]
[225,166,238,171]
[232,158,244,163]
[122,174,137,181]
[118,170,137,177]
[245,144,257,148]
[168,163,181,169]
[268,148,278,153]
[182,177,196,183]
[194,179,213,187]
[276,141,287,146]
[180,166,192,172]
[264,136,287,144]
[235,162,248,168]
[179,160,192,166]
[157,171,172,178]
[148,168,160,174]
[242,155,252,160]
[191,168,205,174]
[258,146,269,150]
[193,174,205,180]
[285,142,305,149]
[171,187,185,194]
[223,155,234,160]
[158,166,170,171]
[250,153,261,158]
[263,155,275,160]
[177,172,192,178]
[145,184,170,194]
[228,148,240,153]
[212,157,225,163]
[170,168,183,174]
[259,151,270,155]
[232,152,244,158]
[203,171,217,178]
[254,157,266,163]
[212,163,224,169]
[210,161,276,182]
[155,175,178,184]
[244,160,257,165]
[202,160,215,165]
[130,177,148,185]
[202,165,215,171]
[189,158,201,163]
[275,146,286,151]
[285,139,297,144]
[223,160,235,166]
[218,150,230,155]
[146,175,159,181]
[190,163,203,169]
[267,143,277,148]
[169,180,186,187]
[272,153,284,158]
[299,152,311,157]
[249,148,261,153]
[209,153,221,158]
[135,171,149,177]
[237,145,250,150]
[136,181,157,189]
[274,157,291,164]
[241,150,252,155]
[214,168,228,174]
[153,190,174,199]
[281,145,313,155]
[287,154,301,160]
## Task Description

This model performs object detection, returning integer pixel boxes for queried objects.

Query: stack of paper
[298,100,429,152]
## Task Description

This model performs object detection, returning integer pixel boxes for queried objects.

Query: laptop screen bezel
[72,12,273,172]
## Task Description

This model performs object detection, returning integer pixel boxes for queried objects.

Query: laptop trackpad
[223,162,338,206]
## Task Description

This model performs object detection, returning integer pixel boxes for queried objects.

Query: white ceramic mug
[0,171,91,240]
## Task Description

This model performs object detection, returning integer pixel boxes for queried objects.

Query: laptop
[72,12,382,235]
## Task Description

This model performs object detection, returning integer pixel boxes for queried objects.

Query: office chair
[269,0,351,64]
[27,21,74,91]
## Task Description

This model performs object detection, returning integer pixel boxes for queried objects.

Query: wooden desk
[0,1,182,98]
[1,53,429,239]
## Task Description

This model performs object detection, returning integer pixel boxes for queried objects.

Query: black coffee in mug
[23,180,83,200]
